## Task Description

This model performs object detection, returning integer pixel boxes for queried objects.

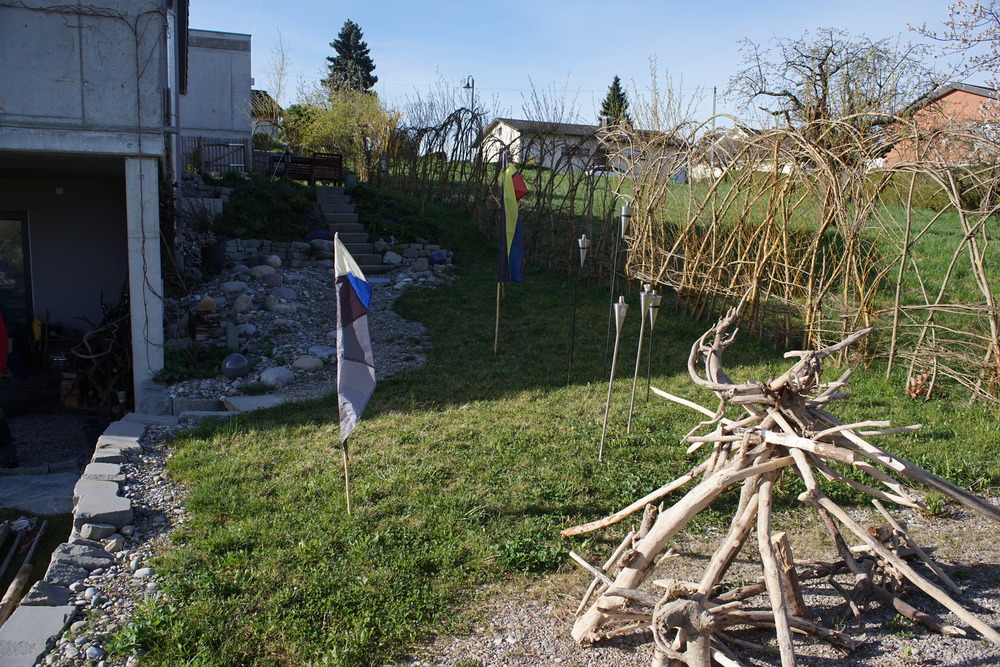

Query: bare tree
[729,28,939,137]
[914,2,1000,86]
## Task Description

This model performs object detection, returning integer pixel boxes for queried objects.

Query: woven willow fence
[375,109,1000,401]
[621,117,1000,401]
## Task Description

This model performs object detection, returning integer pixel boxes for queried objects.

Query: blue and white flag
[334,234,376,443]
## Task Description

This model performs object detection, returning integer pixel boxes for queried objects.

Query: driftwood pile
[564,306,1000,666]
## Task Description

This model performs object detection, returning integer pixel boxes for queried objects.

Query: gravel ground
[37,261,1000,667]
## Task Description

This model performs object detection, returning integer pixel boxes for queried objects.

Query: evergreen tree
[323,19,377,93]
[600,75,632,127]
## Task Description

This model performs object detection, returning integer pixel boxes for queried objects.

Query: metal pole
[627,285,654,432]
[568,234,590,382]
[603,205,631,376]
[599,296,628,460]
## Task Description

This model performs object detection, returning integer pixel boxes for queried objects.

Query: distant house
[475,117,686,178]
[251,90,283,139]
[689,126,799,180]
[883,82,1000,167]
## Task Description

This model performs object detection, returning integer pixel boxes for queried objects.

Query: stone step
[319,202,357,214]
[350,253,382,265]
[324,212,359,224]
[316,194,352,206]
[344,242,374,254]
[359,264,391,275]
[330,222,365,234]
[314,185,345,196]
[336,231,368,244]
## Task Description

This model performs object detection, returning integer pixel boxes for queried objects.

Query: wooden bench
[278,153,344,186]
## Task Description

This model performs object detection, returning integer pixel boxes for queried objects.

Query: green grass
[126,187,1000,666]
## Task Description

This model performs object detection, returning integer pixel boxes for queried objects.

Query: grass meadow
[123,187,1000,666]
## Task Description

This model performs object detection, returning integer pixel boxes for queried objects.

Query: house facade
[476,117,686,178]
[883,83,1000,167]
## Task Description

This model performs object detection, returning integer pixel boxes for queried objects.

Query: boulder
[292,355,324,371]
[383,251,403,265]
[220,280,248,295]
[264,254,282,268]
[259,366,295,389]
[195,296,216,312]
[271,287,297,301]
[250,264,276,278]
[231,294,254,314]
[261,272,284,287]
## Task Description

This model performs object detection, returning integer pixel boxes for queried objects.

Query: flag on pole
[498,153,529,283]
[334,234,376,443]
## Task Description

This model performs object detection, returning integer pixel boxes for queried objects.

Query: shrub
[215,177,321,241]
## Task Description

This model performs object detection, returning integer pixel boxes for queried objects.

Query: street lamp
[463,75,475,112]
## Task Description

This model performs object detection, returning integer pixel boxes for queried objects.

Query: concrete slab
[43,561,88,587]
[177,411,235,420]
[95,435,142,454]
[74,493,132,530]
[172,398,224,415]
[20,580,71,606]
[221,395,285,412]
[102,421,147,439]
[81,462,124,483]
[0,472,78,515]
[122,412,179,426]
[50,542,115,571]
[0,604,76,667]
[90,448,126,464]
[73,478,120,504]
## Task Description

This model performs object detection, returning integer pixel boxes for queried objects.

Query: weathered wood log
[872,499,961,596]
[772,531,809,619]
[575,530,636,616]
[801,489,1000,645]
[756,474,797,667]
[813,407,1000,523]
[572,456,795,642]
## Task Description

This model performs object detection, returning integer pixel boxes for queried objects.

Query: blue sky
[189,0,969,124]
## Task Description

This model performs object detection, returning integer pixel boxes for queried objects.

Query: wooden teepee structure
[565,304,1000,666]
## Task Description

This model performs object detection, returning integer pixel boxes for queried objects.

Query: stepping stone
[0,604,77,667]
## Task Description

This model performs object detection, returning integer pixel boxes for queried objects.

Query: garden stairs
[315,185,389,276]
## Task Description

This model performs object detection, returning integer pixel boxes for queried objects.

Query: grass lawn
[126,188,1000,666]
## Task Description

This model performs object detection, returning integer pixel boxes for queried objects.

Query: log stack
[565,304,1000,666]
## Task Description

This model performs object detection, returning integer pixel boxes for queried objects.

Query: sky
[189,0,973,125]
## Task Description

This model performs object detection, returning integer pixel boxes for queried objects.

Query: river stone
[231,294,254,314]
[308,345,336,359]
[292,356,323,371]
[249,264,276,278]
[270,287,297,301]
[259,367,295,389]
[264,254,282,268]
[261,272,283,287]
[268,303,296,314]
[236,323,257,336]
[195,296,216,312]
[220,280,247,295]
[383,251,403,265]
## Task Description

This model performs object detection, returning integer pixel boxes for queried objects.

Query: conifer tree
[323,19,377,93]
[600,75,632,127]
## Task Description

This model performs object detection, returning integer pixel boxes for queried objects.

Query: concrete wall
[0,1,166,157]
[179,30,253,141]
[0,177,128,334]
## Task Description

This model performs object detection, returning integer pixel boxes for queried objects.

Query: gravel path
[39,262,1000,667]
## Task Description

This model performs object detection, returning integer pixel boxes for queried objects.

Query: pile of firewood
[565,305,1000,666]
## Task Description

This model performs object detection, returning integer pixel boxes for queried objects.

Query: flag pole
[342,438,352,515]
[494,282,502,354]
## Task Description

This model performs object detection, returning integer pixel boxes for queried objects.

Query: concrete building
[0,1,252,412]
[178,29,254,174]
